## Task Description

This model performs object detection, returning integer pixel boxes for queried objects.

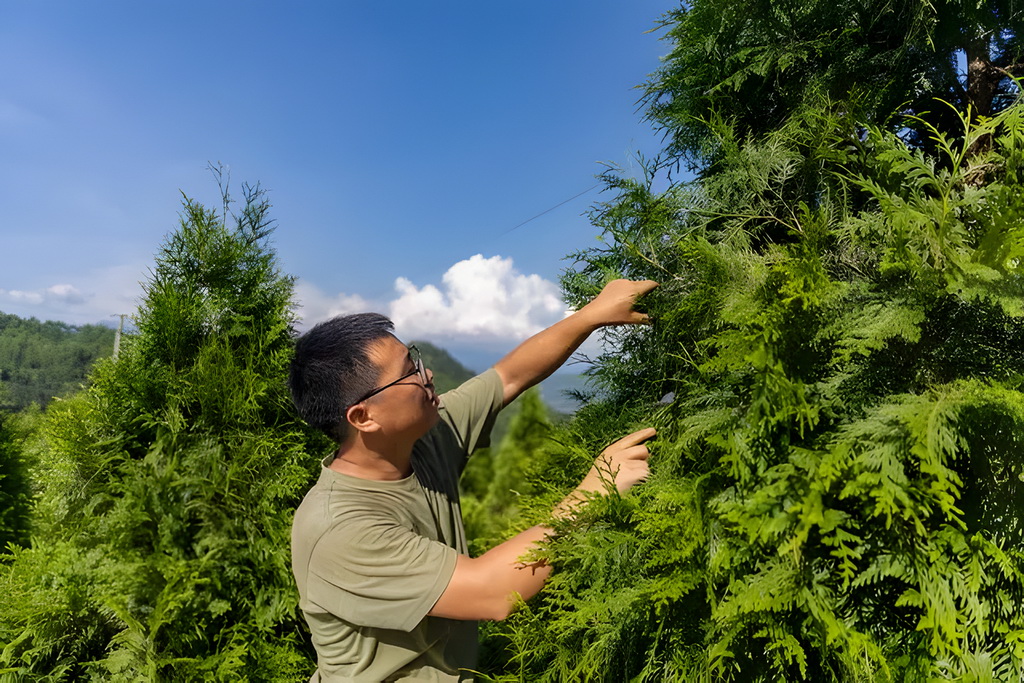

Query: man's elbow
[492,363,525,406]
[481,595,516,621]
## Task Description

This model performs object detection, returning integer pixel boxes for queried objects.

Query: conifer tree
[0,179,324,680]
[486,2,1024,680]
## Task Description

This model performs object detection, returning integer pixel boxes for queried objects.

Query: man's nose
[426,367,435,386]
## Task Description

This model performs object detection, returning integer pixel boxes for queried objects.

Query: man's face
[361,335,440,438]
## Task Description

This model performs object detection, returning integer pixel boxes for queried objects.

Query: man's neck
[329,437,415,481]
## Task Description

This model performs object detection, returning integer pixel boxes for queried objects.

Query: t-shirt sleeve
[304,512,458,632]
[438,368,504,454]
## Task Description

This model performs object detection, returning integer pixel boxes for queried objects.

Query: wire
[497,183,602,236]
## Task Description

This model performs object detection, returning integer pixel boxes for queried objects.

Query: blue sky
[1,1,677,369]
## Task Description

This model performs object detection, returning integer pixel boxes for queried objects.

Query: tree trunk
[964,33,996,161]
[965,34,996,118]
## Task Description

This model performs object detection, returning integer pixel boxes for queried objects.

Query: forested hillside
[0,313,116,411]
[414,340,475,393]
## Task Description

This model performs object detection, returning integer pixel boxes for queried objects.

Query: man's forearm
[429,524,553,621]
[429,427,654,622]
[492,308,600,405]
[492,279,658,405]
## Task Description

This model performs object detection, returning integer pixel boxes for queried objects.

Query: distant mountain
[410,340,476,394]
[414,339,587,418]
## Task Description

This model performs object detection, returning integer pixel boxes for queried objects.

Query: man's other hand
[554,427,656,519]
[589,426,656,493]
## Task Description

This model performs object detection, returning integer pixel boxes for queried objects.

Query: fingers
[606,279,659,303]
[604,278,659,294]
[579,427,656,496]
[615,444,651,462]
[629,281,658,324]
[631,279,660,296]
[630,311,652,325]
[612,457,650,492]
[607,427,657,450]
[595,279,659,326]
[600,427,655,485]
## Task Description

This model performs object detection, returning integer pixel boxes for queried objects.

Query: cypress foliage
[484,4,1024,680]
[0,181,324,680]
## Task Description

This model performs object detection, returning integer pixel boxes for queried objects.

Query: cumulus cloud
[292,279,373,327]
[291,254,571,353]
[3,255,584,366]
[389,254,567,345]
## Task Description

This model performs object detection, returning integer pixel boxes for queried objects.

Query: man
[288,279,658,681]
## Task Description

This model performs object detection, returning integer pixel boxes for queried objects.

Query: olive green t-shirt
[291,369,504,682]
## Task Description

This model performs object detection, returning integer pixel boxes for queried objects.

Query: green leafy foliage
[0,181,324,681]
[483,6,1024,678]
[646,0,1024,170]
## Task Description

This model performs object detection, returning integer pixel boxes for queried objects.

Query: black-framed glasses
[348,345,428,408]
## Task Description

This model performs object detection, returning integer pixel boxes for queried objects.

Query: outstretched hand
[554,427,656,519]
[590,426,656,494]
[580,279,659,327]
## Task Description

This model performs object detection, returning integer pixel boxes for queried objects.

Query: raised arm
[428,427,656,620]
[493,279,658,406]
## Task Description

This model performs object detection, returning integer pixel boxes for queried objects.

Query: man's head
[289,313,438,443]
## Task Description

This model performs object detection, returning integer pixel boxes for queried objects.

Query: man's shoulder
[439,367,502,407]
[293,472,399,537]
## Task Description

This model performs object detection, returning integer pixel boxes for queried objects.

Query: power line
[497,183,602,237]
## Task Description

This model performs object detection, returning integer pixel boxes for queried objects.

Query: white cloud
[45,284,88,305]
[0,284,85,307]
[389,254,567,344]
[291,254,571,353]
[0,266,144,325]
[3,256,586,369]
[292,279,372,327]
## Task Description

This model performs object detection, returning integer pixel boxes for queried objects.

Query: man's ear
[346,404,381,434]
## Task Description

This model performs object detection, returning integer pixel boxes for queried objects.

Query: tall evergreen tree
[0,180,324,680]
[488,2,1024,680]
[649,0,1024,169]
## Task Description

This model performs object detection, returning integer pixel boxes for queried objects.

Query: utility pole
[112,314,128,360]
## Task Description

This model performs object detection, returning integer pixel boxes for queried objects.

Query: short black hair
[288,313,394,442]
